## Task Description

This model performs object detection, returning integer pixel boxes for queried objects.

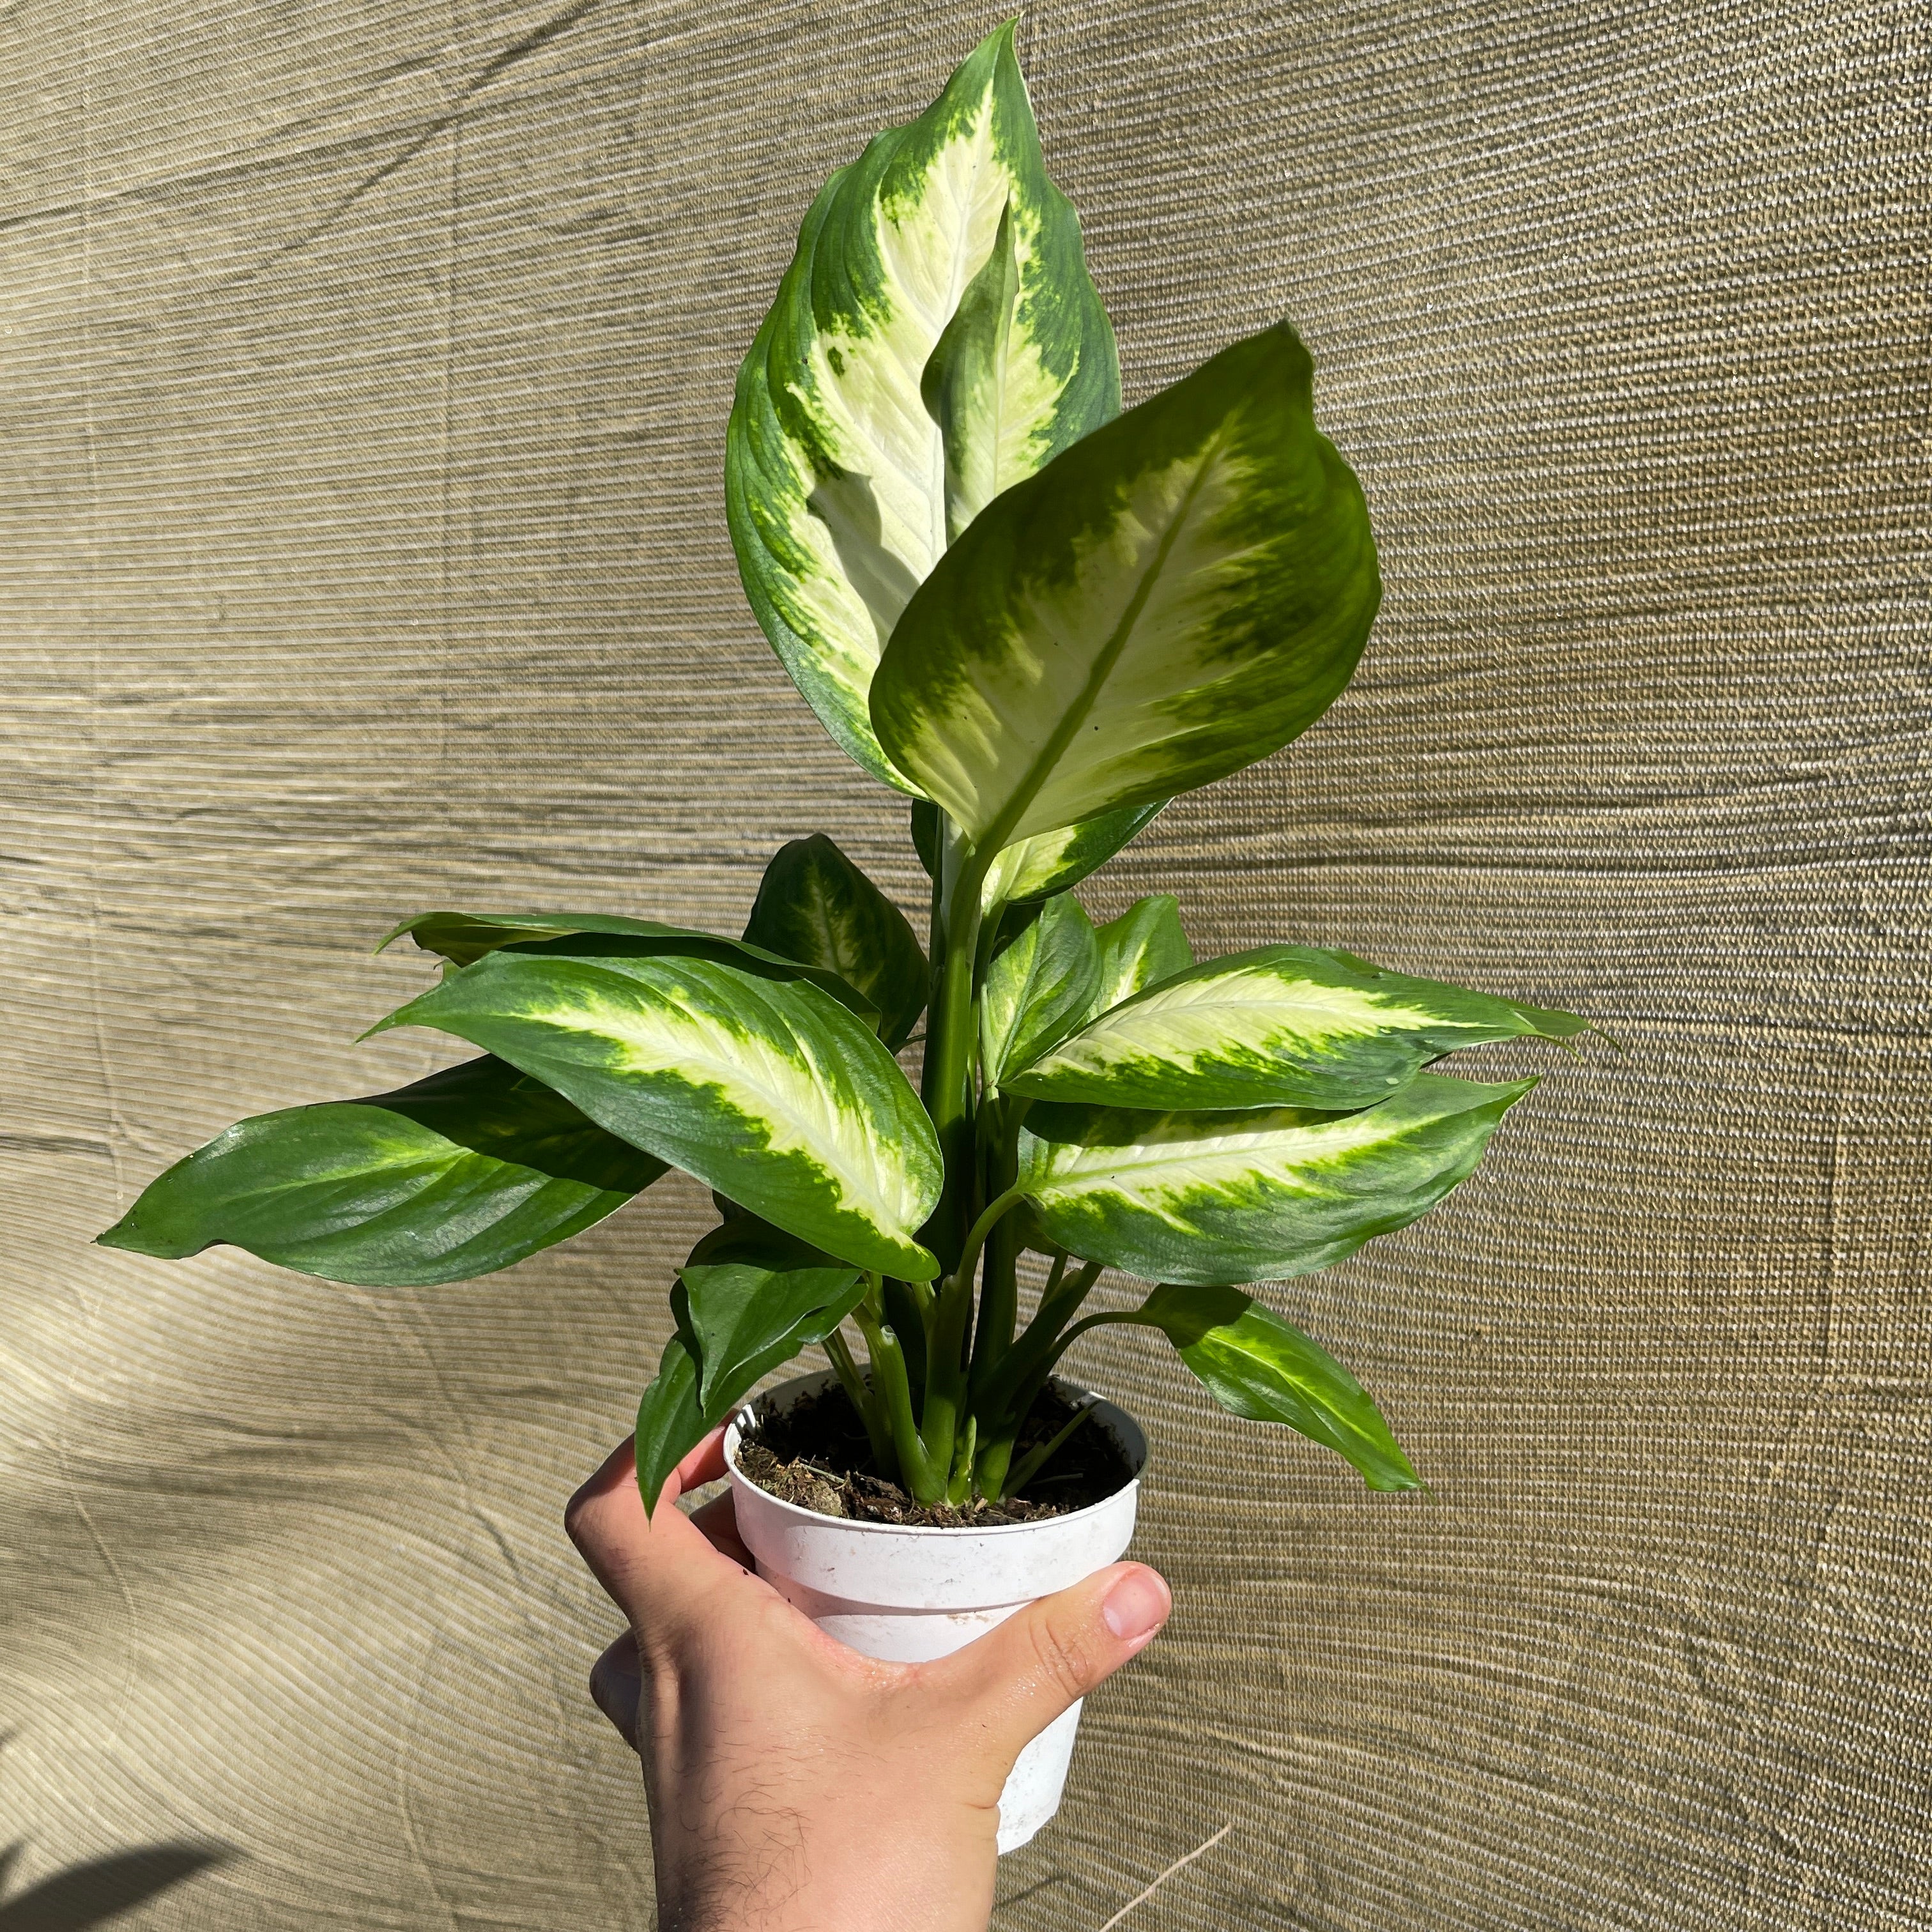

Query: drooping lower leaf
[979,893,1100,1091]
[368,951,942,1280]
[1006,944,1588,1110]
[96,1056,664,1287]
[636,1326,707,1517]
[726,22,1119,790]
[1016,1075,1536,1285]
[1082,895,1193,1023]
[1131,1283,1418,1491]
[742,835,928,1048]
[912,797,1165,909]
[680,1259,865,1414]
[379,908,880,1028]
[871,323,1380,851]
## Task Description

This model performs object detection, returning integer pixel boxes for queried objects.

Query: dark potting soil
[736,1381,1133,1527]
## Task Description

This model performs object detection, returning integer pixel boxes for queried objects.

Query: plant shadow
[0,1841,232,1931]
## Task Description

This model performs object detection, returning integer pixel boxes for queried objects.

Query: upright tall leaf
[871,323,1380,848]
[979,893,1101,1091]
[1083,895,1193,1022]
[742,835,928,1048]
[369,951,942,1280]
[1126,1283,1419,1491]
[726,22,1119,790]
[96,1057,663,1287]
[1008,944,1587,1110]
[1016,1075,1535,1285]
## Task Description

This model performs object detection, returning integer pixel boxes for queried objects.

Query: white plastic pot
[724,1368,1147,1853]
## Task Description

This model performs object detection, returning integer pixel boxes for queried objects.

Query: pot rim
[723,1367,1147,1540]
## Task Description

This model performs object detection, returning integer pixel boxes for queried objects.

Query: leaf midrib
[980,423,1232,856]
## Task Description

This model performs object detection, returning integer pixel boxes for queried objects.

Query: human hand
[566,1428,1172,1932]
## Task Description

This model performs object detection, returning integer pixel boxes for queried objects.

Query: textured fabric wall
[4,2,1927,1926]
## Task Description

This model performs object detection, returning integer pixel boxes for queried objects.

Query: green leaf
[979,893,1101,1091]
[726,21,1119,790]
[871,323,1381,849]
[1082,894,1193,1022]
[379,908,880,1027]
[1132,1283,1419,1491]
[1007,944,1588,1110]
[369,951,942,1280]
[96,1056,664,1287]
[742,835,928,1049]
[1016,1074,1536,1285]
[680,1257,865,1414]
[636,1325,707,1518]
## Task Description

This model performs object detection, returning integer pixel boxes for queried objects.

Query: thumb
[925,1562,1172,1770]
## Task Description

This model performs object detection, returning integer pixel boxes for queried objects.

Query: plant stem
[1002,1307,1142,1439]
[920,819,989,1273]
[919,1187,1022,1480]
[967,1100,1029,1385]
[975,1259,1105,1425]
[1001,1399,1097,1499]
[824,1326,896,1482]
[953,1187,1022,1301]
[855,1307,940,1503]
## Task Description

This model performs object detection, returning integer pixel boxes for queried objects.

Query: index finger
[564,1428,740,1630]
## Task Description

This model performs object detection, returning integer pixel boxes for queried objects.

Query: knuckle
[563,1482,600,1550]
[1027,1611,1097,1705]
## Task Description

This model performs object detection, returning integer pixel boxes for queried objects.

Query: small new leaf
[912,797,1165,910]
[979,893,1101,1091]
[1083,895,1193,1023]
[742,835,928,1049]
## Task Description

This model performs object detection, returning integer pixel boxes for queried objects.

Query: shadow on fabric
[0,1841,233,1931]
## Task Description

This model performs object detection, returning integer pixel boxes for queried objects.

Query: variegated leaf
[979,893,1100,1091]
[1130,1283,1418,1491]
[726,22,1119,790]
[742,834,928,1049]
[96,1056,664,1287]
[1084,894,1193,1022]
[912,797,1165,909]
[380,908,880,1027]
[1007,944,1587,1109]
[871,323,1381,848]
[1016,1075,1535,1285]
[368,951,942,1280]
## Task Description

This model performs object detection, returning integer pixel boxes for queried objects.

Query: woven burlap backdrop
[4,1,1927,1926]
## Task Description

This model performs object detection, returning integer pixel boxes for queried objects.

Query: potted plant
[98,24,1590,1852]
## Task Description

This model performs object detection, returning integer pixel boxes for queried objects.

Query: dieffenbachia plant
[99,26,1590,1511]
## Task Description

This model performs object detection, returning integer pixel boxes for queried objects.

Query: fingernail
[1102,1568,1172,1642]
